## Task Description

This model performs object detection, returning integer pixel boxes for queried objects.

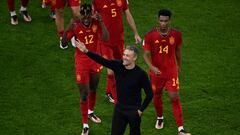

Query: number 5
[111,8,117,17]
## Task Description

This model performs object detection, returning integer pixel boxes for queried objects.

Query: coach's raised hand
[75,40,88,53]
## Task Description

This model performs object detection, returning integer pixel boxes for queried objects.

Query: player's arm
[61,22,74,48]
[125,9,142,44]
[75,40,117,70]
[94,13,109,41]
[175,44,182,73]
[143,50,161,75]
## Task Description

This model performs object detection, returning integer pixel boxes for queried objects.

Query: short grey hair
[126,45,139,57]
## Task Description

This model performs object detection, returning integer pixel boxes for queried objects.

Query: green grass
[1,0,240,135]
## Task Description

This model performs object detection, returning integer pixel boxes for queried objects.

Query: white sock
[157,116,163,119]
[10,11,16,16]
[83,123,89,128]
[20,6,27,11]
[88,110,93,115]
[178,126,184,132]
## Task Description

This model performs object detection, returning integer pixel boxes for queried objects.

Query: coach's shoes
[155,118,164,129]
[105,93,115,104]
[20,10,32,22]
[88,113,101,123]
[81,127,89,135]
[10,15,18,25]
[178,129,191,135]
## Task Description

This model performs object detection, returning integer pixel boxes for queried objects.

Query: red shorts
[56,0,80,9]
[75,55,102,84]
[150,72,180,94]
[98,40,124,60]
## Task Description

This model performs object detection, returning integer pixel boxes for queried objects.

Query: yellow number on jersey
[172,78,179,88]
[159,45,168,54]
[84,35,94,44]
[111,8,117,17]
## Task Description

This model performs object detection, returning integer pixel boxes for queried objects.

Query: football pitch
[0,0,240,134]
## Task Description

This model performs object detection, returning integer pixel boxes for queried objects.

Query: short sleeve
[122,0,129,11]
[142,34,151,51]
[176,32,182,46]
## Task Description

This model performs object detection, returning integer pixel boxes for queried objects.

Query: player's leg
[78,83,90,135]
[68,0,80,47]
[50,0,57,20]
[55,0,65,48]
[106,68,115,103]
[100,42,115,104]
[7,0,18,25]
[111,108,128,135]
[88,71,101,123]
[150,74,165,129]
[20,0,31,22]
[75,57,90,135]
[41,0,48,8]
[166,77,191,135]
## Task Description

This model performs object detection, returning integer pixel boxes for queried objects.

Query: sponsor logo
[77,74,81,81]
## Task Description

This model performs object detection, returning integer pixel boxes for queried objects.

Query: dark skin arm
[93,13,109,41]
[143,50,161,75]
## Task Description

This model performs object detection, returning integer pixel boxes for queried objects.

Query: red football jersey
[92,0,128,43]
[67,19,101,57]
[143,28,182,76]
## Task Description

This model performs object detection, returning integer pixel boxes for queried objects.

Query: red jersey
[67,19,101,58]
[92,0,128,43]
[143,28,182,76]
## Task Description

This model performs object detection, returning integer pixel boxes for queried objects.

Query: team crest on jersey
[77,74,81,82]
[116,0,122,7]
[151,84,156,92]
[169,36,175,45]
[154,40,159,44]
[92,25,97,33]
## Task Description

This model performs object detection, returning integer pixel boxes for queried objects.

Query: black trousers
[111,107,141,135]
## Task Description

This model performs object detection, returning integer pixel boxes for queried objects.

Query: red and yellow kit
[93,0,128,59]
[67,19,102,84]
[93,0,128,43]
[143,28,182,92]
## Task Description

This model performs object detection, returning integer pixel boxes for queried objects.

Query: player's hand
[137,110,143,117]
[150,66,161,75]
[75,39,88,53]
[134,34,142,44]
[92,12,103,22]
